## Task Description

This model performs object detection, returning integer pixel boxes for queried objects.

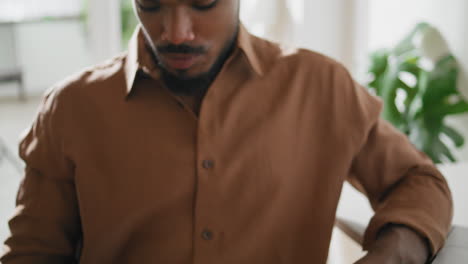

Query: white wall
[0,20,91,97]
[0,0,122,98]
[0,25,17,67]
[87,0,122,62]
[297,0,354,67]
[368,0,468,161]
[241,0,369,74]
[290,0,367,74]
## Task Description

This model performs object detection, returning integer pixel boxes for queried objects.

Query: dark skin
[133,0,430,262]
[356,225,429,263]
[134,0,239,77]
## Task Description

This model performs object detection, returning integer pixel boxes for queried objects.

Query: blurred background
[1,0,468,263]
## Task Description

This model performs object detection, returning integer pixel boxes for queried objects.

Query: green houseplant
[367,23,468,163]
[121,0,139,48]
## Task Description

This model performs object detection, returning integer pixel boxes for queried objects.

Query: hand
[354,225,430,264]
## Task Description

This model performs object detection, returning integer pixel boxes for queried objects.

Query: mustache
[156,44,207,55]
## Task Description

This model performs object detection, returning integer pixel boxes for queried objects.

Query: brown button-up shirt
[1,25,452,264]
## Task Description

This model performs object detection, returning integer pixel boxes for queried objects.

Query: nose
[161,7,195,45]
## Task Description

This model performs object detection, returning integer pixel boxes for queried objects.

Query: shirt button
[201,229,214,241]
[202,160,214,169]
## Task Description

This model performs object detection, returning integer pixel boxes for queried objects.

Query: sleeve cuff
[362,209,450,258]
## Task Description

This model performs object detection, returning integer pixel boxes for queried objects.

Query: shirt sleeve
[345,76,453,256]
[1,89,81,263]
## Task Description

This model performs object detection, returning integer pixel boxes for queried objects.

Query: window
[0,0,83,22]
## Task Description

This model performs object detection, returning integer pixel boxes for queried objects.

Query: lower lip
[164,55,199,70]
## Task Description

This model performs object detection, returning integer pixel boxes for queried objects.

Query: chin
[167,66,211,80]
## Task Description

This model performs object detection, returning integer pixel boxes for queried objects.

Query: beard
[150,24,239,97]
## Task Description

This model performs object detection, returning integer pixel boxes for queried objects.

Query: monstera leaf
[367,23,468,163]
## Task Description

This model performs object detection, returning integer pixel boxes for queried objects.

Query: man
[1,0,452,263]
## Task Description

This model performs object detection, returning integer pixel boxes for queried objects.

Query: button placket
[193,82,223,263]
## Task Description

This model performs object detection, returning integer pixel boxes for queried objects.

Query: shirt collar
[124,25,141,96]
[237,24,264,76]
[124,23,264,96]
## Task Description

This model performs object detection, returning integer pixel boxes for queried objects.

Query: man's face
[134,0,239,79]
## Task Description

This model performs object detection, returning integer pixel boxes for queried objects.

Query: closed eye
[192,0,219,11]
[136,1,161,12]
